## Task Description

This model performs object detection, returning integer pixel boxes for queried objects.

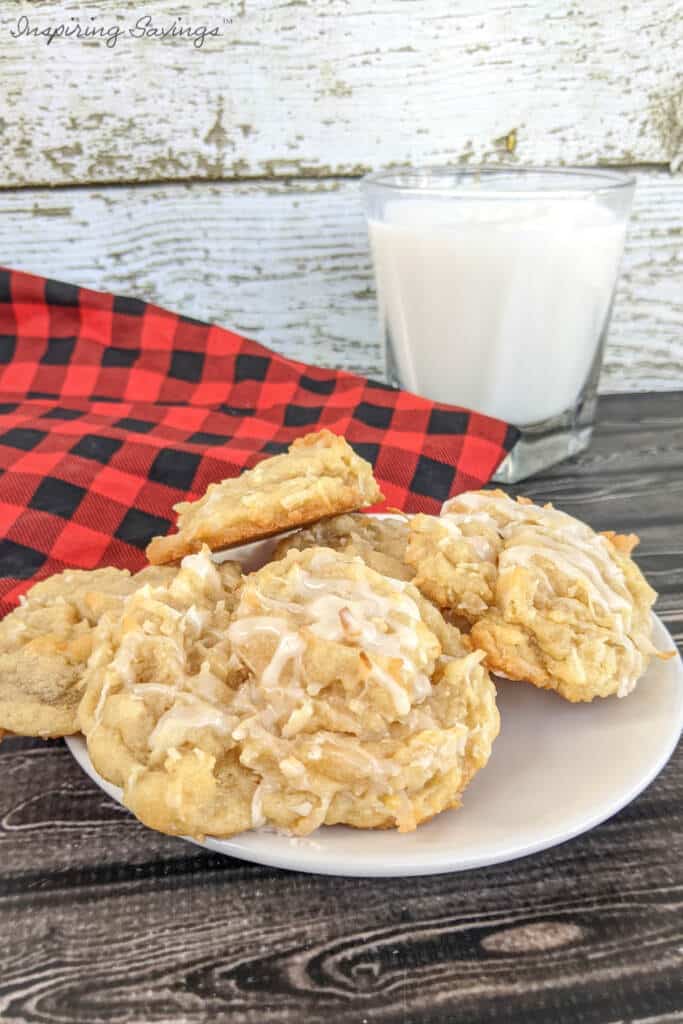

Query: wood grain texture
[0,0,680,395]
[0,392,682,1024]
[0,0,682,188]
[1,172,682,392]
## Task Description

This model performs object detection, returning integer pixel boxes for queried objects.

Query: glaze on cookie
[79,549,251,838]
[227,546,498,834]
[407,490,670,702]
[0,565,174,738]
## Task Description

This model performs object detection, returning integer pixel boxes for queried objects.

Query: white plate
[66,521,683,877]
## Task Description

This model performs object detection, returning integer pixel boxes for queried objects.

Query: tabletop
[1,390,682,1024]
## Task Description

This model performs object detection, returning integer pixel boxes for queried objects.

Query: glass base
[493,424,593,484]
[383,316,602,484]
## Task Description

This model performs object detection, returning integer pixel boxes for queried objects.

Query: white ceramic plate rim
[66,519,683,877]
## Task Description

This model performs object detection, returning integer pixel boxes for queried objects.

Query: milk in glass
[368,197,627,426]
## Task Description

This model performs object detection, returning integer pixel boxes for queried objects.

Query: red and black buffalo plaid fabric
[0,267,517,613]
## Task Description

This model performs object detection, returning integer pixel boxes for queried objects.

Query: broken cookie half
[146,430,384,565]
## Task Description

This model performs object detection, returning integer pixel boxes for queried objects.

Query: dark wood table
[2,392,682,1024]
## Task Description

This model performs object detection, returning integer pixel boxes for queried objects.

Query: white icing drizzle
[229,616,291,643]
[92,629,145,725]
[148,698,236,760]
[295,562,425,707]
[437,511,497,561]
[90,548,238,755]
[443,491,652,694]
[263,632,306,689]
[229,553,431,717]
[365,659,411,716]
[501,535,630,614]
[250,780,267,828]
[223,550,486,831]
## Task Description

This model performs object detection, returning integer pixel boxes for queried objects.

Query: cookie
[275,512,412,581]
[146,430,383,565]
[0,565,174,739]
[78,549,252,839]
[227,547,499,834]
[407,489,670,702]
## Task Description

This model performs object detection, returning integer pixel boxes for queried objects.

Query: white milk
[368,197,627,425]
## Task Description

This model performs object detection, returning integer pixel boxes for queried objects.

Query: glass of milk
[362,167,635,482]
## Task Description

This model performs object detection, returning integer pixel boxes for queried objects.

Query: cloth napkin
[0,267,518,613]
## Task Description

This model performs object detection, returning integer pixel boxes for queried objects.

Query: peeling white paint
[0,0,681,186]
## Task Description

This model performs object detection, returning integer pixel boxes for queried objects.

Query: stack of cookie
[0,430,670,841]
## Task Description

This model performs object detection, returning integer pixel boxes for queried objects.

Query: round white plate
[66,522,683,877]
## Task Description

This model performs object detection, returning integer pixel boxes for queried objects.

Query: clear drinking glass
[362,167,635,482]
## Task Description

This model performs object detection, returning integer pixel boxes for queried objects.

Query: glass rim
[361,165,636,200]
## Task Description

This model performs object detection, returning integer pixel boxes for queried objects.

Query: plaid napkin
[0,267,517,613]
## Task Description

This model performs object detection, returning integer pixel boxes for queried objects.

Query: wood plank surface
[0,0,681,188]
[1,392,682,1024]
[1,173,681,392]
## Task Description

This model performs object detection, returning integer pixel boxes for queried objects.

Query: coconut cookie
[146,430,383,565]
[78,548,252,839]
[275,512,412,582]
[0,565,175,739]
[407,490,670,702]
[227,547,498,835]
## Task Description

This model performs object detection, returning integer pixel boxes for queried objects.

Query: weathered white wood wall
[0,0,681,391]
